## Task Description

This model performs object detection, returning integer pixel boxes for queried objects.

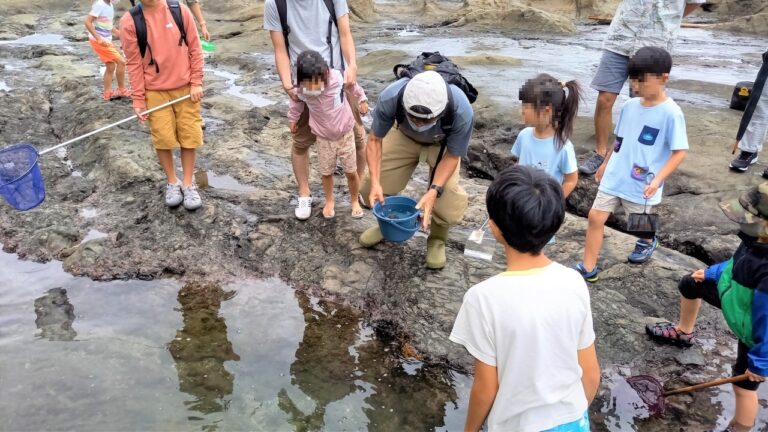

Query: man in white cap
[359,70,473,269]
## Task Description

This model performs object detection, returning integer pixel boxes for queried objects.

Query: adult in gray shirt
[264,0,365,220]
[359,71,473,270]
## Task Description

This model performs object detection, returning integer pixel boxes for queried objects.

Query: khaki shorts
[592,190,653,215]
[292,93,365,152]
[146,87,203,150]
[317,130,356,176]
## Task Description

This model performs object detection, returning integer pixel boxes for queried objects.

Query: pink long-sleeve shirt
[288,70,367,141]
[119,0,204,110]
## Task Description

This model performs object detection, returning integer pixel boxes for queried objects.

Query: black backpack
[391,52,478,187]
[128,0,188,73]
[276,0,341,70]
[730,81,753,112]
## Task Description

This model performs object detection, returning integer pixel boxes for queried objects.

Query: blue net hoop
[0,144,45,211]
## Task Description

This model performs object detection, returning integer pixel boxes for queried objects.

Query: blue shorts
[591,49,630,95]
[543,411,590,432]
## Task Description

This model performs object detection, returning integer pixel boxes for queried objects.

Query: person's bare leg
[156,149,178,184]
[104,62,117,94]
[583,209,611,271]
[322,174,334,217]
[180,148,196,187]
[732,386,758,430]
[354,124,367,179]
[347,172,362,214]
[676,297,702,334]
[293,145,311,197]
[116,58,126,90]
[594,91,619,156]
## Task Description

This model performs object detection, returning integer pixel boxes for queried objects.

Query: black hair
[518,73,582,150]
[628,46,673,81]
[486,165,565,255]
[296,50,329,85]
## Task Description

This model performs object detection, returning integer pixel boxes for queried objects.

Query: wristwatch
[430,184,444,198]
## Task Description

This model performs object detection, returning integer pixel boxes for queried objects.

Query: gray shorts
[591,49,630,95]
[592,190,652,215]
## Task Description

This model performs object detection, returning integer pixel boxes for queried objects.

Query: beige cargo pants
[360,128,468,227]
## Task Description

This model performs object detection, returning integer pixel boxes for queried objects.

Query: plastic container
[463,226,497,261]
[372,196,420,242]
[200,39,216,55]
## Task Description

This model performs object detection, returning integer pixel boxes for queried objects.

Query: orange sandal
[113,88,132,98]
[102,90,113,101]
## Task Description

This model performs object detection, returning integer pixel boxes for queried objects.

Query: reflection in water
[168,283,240,422]
[34,288,77,341]
[281,292,459,431]
[279,294,358,430]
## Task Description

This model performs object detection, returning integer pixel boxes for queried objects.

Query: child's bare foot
[351,203,364,219]
[323,201,335,219]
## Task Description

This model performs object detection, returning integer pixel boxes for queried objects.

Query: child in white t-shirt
[450,165,600,432]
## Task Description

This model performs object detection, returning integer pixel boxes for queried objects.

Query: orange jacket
[119,0,204,110]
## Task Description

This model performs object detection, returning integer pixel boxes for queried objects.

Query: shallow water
[207,171,258,193]
[209,69,276,108]
[360,25,768,114]
[0,80,11,92]
[0,250,471,431]
[0,33,67,46]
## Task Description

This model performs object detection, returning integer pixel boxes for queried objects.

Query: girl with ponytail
[513,73,582,197]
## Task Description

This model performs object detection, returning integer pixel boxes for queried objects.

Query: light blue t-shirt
[511,127,577,184]
[599,97,689,205]
[371,78,475,158]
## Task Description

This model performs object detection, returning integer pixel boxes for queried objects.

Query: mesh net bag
[0,144,45,211]
[626,375,666,417]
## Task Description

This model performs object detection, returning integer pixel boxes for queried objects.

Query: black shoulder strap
[167,0,187,47]
[129,5,148,59]
[395,81,408,127]
[440,81,455,136]
[276,0,290,56]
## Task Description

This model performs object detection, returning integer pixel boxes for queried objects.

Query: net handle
[39,95,192,156]
[641,172,656,214]
[663,373,749,397]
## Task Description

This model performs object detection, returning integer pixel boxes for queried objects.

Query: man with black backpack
[120,0,205,210]
[264,0,366,221]
[359,61,475,270]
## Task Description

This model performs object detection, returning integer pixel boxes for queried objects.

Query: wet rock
[674,346,708,367]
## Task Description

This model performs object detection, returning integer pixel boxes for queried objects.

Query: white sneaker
[295,196,313,220]
[182,184,203,211]
[165,180,183,207]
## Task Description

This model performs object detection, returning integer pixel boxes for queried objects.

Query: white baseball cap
[402,71,448,120]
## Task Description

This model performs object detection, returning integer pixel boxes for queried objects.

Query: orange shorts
[146,87,203,150]
[89,39,124,64]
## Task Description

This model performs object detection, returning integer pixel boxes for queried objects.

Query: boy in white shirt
[450,165,601,432]
[84,0,130,101]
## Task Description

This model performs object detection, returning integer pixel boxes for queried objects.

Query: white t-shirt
[88,0,115,42]
[449,263,596,432]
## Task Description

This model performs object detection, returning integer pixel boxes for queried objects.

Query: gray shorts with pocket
[591,49,631,94]
[592,190,653,215]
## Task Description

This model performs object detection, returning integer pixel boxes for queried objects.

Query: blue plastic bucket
[0,144,45,211]
[372,195,421,242]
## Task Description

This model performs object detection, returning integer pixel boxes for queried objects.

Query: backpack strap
[275,0,290,57]
[129,4,160,73]
[428,81,454,188]
[167,0,187,48]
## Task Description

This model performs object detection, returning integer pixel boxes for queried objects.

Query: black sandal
[645,321,695,347]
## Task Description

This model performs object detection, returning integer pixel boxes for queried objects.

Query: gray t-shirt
[371,78,475,158]
[264,0,349,71]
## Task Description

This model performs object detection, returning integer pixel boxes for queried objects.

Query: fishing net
[0,144,45,211]
[626,211,659,238]
[626,375,666,417]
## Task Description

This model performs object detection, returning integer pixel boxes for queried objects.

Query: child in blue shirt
[577,46,688,282]
[513,73,581,198]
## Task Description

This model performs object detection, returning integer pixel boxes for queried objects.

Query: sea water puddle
[79,229,109,244]
[207,171,258,193]
[0,80,11,92]
[209,69,276,108]
[361,25,768,113]
[0,33,67,46]
[79,208,100,219]
[0,249,470,430]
